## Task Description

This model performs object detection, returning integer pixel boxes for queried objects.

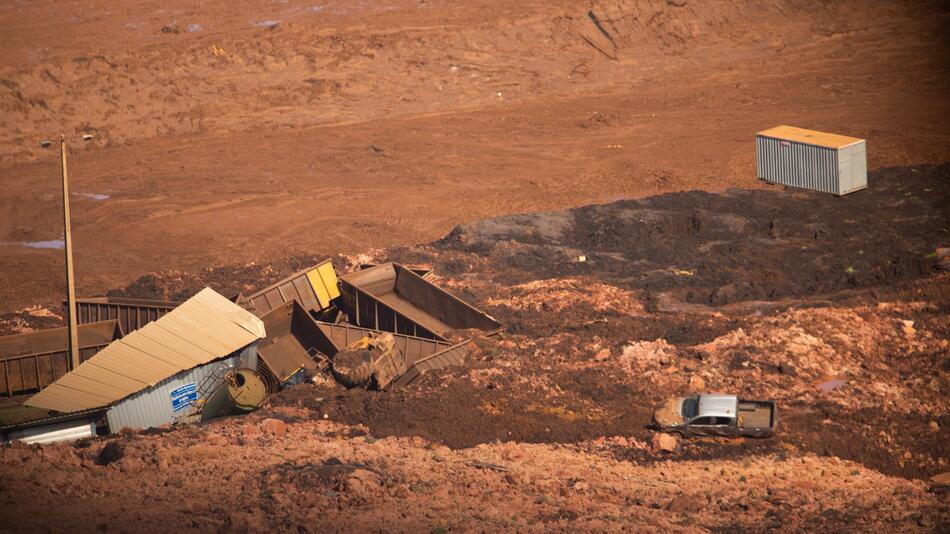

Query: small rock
[688,375,705,390]
[504,471,525,485]
[389,484,411,498]
[593,348,611,362]
[206,433,227,446]
[931,472,950,486]
[346,469,383,501]
[261,418,286,438]
[666,493,705,513]
[901,320,916,337]
[651,432,680,453]
[930,421,940,432]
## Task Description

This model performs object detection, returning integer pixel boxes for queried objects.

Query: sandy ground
[1,0,949,312]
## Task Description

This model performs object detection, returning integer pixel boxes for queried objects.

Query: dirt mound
[438,164,950,305]
[1,413,945,531]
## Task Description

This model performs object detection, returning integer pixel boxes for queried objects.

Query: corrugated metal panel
[68,296,180,334]
[757,125,863,149]
[245,260,340,317]
[26,288,265,413]
[756,126,867,196]
[106,351,248,431]
[0,321,122,395]
[6,418,97,445]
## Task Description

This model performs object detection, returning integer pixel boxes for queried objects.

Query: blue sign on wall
[170,383,198,412]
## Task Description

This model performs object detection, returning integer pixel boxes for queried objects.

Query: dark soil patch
[438,164,950,306]
[780,405,950,480]
[261,458,380,491]
[96,441,125,466]
[271,368,657,449]
[491,304,741,346]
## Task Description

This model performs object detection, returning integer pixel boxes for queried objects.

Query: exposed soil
[3,172,949,530]
[1,1,949,531]
[1,0,949,314]
[435,164,950,305]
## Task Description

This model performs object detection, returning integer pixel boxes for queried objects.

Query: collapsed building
[19,288,265,438]
[0,260,503,444]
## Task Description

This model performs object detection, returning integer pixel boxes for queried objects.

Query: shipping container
[0,320,122,396]
[244,260,340,317]
[339,263,503,341]
[66,296,180,334]
[756,125,867,196]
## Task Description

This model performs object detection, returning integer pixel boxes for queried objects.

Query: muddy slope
[264,164,949,481]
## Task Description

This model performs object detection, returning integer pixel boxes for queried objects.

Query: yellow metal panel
[307,262,340,309]
[317,262,341,300]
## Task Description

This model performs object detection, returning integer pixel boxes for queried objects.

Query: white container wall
[106,345,256,432]
[756,125,867,196]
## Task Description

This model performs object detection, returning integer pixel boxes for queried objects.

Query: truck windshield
[681,396,699,419]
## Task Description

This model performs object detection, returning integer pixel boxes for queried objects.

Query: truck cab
[653,393,776,438]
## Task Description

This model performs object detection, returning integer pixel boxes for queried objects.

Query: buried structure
[0,320,123,395]
[249,260,499,391]
[339,262,503,340]
[25,288,265,434]
[255,300,472,391]
[2,259,503,442]
[66,296,181,335]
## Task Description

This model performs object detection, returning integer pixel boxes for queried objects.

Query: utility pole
[61,135,81,370]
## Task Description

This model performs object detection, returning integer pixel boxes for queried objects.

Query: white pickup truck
[653,393,777,438]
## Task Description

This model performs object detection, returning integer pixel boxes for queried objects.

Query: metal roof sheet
[757,125,864,149]
[26,288,264,414]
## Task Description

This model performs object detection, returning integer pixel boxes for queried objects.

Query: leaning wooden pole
[61,135,81,370]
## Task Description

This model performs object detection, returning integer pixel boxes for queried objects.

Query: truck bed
[737,400,775,430]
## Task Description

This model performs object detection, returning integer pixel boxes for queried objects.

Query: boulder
[261,418,287,438]
[688,375,706,390]
[651,432,680,453]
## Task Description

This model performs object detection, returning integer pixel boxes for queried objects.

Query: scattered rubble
[0,165,947,528]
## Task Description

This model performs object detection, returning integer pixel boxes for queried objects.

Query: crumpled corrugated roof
[26,288,265,414]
